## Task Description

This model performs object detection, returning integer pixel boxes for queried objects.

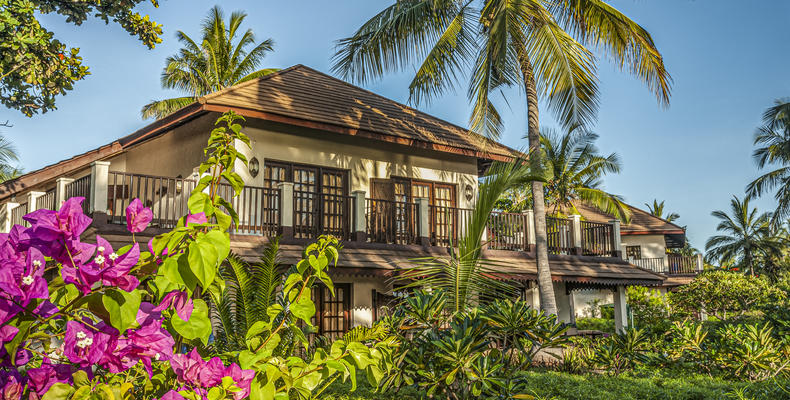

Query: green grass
[320,371,790,400]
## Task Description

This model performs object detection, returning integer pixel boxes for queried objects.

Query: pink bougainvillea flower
[26,360,72,396]
[158,390,186,400]
[199,357,226,388]
[224,363,255,400]
[76,236,140,294]
[0,370,23,400]
[0,326,18,345]
[186,212,207,226]
[169,348,205,387]
[63,321,114,366]
[121,314,175,377]
[21,197,93,264]
[0,247,48,323]
[126,198,153,233]
[153,291,193,321]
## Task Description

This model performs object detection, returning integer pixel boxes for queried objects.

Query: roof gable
[571,201,685,235]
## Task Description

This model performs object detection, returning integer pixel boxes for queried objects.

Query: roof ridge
[200,64,306,103]
[623,201,686,231]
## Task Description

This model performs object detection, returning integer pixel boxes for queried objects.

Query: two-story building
[0,65,669,335]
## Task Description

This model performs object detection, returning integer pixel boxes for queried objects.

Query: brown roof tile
[570,201,685,235]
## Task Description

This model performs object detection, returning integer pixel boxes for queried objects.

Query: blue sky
[4,0,790,249]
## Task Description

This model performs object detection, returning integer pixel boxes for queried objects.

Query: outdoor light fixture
[465,184,474,201]
[249,157,260,178]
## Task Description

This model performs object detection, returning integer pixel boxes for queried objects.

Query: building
[0,65,672,335]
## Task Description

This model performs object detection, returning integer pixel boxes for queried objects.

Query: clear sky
[4,0,790,250]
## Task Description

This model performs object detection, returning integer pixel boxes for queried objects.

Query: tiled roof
[571,201,685,235]
[199,65,517,160]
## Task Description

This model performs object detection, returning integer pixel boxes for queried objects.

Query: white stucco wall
[333,276,392,328]
[571,289,615,318]
[621,234,667,260]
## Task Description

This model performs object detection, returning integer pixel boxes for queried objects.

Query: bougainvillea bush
[0,111,396,400]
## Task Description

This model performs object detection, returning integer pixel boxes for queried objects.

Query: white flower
[97,246,105,253]
[76,331,87,340]
[21,275,34,285]
[109,253,119,261]
[76,337,93,349]
[154,353,161,361]
[32,260,42,267]
[94,255,105,264]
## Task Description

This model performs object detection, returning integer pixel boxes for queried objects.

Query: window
[626,245,642,260]
[371,177,457,207]
[312,283,352,340]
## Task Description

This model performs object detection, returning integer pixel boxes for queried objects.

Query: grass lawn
[321,371,790,399]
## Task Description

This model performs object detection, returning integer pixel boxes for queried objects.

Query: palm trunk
[523,59,558,316]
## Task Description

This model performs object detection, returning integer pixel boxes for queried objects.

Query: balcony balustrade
[628,254,703,276]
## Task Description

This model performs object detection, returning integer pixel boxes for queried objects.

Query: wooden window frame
[626,245,642,260]
[263,159,350,195]
[388,176,458,207]
[313,282,353,338]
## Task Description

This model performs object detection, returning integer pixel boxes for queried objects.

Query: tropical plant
[333,0,671,315]
[397,158,545,312]
[747,98,790,224]
[590,328,652,375]
[141,6,277,119]
[669,271,784,321]
[0,133,21,182]
[705,196,782,274]
[2,0,162,116]
[645,199,680,223]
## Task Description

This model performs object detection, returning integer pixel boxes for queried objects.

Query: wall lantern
[464,184,474,201]
[248,157,260,178]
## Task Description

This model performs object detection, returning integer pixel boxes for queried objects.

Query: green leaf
[214,209,232,231]
[291,290,315,324]
[102,289,142,333]
[188,191,214,216]
[71,385,92,400]
[245,320,271,340]
[172,299,212,345]
[188,240,218,289]
[72,370,90,387]
[203,230,231,262]
[41,383,75,400]
[4,319,31,366]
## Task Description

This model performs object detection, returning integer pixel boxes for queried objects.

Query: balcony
[1,169,623,260]
[628,254,703,276]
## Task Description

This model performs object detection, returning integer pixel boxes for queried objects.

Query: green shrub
[576,317,614,333]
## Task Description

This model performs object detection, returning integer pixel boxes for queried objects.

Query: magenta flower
[186,212,207,226]
[21,197,93,264]
[26,360,72,396]
[154,291,193,321]
[169,348,205,387]
[158,390,186,400]
[63,321,113,366]
[76,236,140,293]
[0,248,48,323]
[224,363,255,400]
[169,348,254,397]
[126,199,153,233]
[0,371,23,400]
[0,326,18,344]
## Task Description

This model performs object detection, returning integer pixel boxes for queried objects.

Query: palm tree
[333,0,670,315]
[141,6,277,119]
[747,98,790,225]
[645,199,680,223]
[399,158,546,312]
[705,196,781,276]
[0,134,21,182]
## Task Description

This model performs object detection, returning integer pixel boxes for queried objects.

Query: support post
[278,182,294,239]
[570,214,583,255]
[609,219,623,258]
[351,190,367,242]
[613,285,629,333]
[416,197,430,246]
[696,253,704,273]
[2,202,19,233]
[26,191,46,212]
[55,177,74,206]
[524,209,536,252]
[90,161,110,224]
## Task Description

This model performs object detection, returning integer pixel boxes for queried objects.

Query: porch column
[524,209,536,252]
[416,197,430,246]
[609,219,623,258]
[26,191,46,212]
[568,290,577,325]
[90,161,110,224]
[613,285,629,333]
[278,182,294,239]
[55,177,74,206]
[351,190,367,242]
[570,214,583,255]
[2,201,19,233]
[696,253,704,273]
[526,280,540,310]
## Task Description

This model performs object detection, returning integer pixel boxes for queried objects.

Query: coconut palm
[333,0,671,315]
[141,6,277,119]
[0,134,21,182]
[398,158,546,312]
[705,196,781,276]
[645,199,680,223]
[747,98,790,225]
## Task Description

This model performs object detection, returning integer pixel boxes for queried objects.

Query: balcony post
[696,253,704,273]
[609,219,623,258]
[2,201,19,233]
[26,191,46,212]
[613,285,629,333]
[416,197,430,246]
[90,161,111,224]
[277,182,294,239]
[570,214,583,256]
[55,177,75,206]
[524,210,536,252]
[351,190,367,242]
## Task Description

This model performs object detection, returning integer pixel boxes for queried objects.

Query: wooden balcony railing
[628,255,702,276]
[581,221,616,257]
[214,184,280,237]
[486,211,529,251]
[366,199,418,245]
[546,216,574,255]
[430,205,473,246]
[108,172,196,228]
[10,203,28,227]
[37,190,56,211]
[293,191,354,241]
[65,175,91,214]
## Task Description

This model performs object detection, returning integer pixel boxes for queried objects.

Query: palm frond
[140,97,196,120]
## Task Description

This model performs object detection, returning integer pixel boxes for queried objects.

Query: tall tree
[1,0,162,116]
[747,98,790,225]
[645,199,680,222]
[706,196,780,276]
[333,1,670,314]
[0,133,20,182]
[142,6,277,119]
